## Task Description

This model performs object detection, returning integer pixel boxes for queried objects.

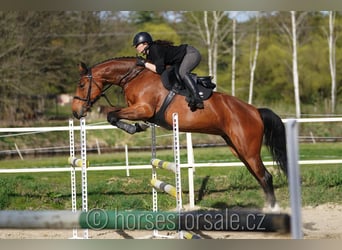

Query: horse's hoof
[263,203,281,213]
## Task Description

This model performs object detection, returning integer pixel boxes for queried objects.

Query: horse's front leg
[106,105,153,134]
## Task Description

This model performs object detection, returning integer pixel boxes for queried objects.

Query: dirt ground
[0,203,341,239]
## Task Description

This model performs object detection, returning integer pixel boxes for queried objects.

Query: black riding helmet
[132,32,153,47]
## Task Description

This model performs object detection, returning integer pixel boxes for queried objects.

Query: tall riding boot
[183,73,204,110]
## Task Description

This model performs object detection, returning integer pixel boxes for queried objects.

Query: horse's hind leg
[222,135,278,210]
[243,155,278,210]
[253,160,278,209]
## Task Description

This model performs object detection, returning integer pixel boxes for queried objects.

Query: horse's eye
[79,82,85,88]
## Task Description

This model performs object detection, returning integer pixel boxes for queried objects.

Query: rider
[132,31,204,110]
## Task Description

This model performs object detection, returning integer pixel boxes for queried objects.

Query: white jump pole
[69,118,89,239]
[172,113,183,212]
[150,113,184,239]
[285,119,303,239]
[80,117,89,239]
[150,123,159,238]
[173,113,183,239]
[68,119,78,239]
[125,144,130,177]
[186,132,195,208]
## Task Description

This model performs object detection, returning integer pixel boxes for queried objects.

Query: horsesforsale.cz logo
[84,208,267,231]
[85,208,109,230]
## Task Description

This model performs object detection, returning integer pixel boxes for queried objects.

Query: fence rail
[1,117,342,175]
[0,159,342,174]
[1,117,342,134]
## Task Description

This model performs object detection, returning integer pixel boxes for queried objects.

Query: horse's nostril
[72,111,81,119]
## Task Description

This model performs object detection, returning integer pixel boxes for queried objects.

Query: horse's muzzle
[72,110,85,119]
[72,101,88,119]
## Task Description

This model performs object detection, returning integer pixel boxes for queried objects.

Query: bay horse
[72,57,287,210]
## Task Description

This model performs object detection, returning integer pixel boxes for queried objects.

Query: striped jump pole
[151,159,176,173]
[150,179,177,198]
[0,210,290,233]
[68,157,89,168]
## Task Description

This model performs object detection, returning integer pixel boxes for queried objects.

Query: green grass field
[0,143,341,211]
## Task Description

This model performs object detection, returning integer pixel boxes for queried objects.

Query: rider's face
[135,43,148,54]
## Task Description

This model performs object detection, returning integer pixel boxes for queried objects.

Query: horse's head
[72,62,104,119]
[72,57,145,119]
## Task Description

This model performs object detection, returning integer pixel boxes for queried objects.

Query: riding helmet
[132,32,153,47]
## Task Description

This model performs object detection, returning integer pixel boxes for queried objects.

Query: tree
[184,11,232,88]
[248,14,260,104]
[231,18,236,96]
[275,11,307,118]
[327,11,337,113]
[0,11,129,123]
[128,11,166,25]
[291,11,301,118]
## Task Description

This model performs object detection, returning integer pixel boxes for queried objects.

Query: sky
[116,11,257,23]
[229,11,258,22]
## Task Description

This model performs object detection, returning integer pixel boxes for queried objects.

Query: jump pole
[0,210,290,232]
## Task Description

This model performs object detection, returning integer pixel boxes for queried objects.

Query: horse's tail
[258,108,288,176]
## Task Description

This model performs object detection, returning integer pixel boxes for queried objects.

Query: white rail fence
[0,117,342,175]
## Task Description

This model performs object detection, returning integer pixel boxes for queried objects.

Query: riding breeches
[178,45,201,80]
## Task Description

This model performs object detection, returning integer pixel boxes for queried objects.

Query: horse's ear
[78,62,88,75]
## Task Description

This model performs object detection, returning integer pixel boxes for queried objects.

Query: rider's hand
[136,57,146,67]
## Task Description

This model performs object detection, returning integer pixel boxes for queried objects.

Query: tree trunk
[291,11,301,118]
[203,11,213,78]
[328,11,337,114]
[248,15,260,104]
[212,11,219,85]
[231,18,236,96]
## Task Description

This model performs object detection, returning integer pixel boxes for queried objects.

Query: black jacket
[146,43,187,75]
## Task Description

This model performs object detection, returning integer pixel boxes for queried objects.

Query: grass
[0,143,341,211]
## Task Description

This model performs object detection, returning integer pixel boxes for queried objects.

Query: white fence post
[285,119,303,239]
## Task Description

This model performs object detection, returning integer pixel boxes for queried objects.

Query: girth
[148,89,176,129]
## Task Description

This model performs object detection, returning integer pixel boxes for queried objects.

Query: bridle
[73,68,106,109]
[73,63,144,109]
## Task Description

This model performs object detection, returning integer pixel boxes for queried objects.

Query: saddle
[149,66,216,128]
[160,66,216,101]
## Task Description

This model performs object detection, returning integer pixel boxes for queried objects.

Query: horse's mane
[91,56,136,68]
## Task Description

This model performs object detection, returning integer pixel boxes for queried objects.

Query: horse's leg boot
[107,111,119,125]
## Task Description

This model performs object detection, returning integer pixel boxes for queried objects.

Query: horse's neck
[96,62,134,84]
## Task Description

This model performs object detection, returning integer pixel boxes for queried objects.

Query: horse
[72,57,288,210]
